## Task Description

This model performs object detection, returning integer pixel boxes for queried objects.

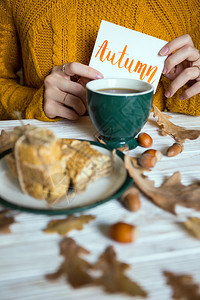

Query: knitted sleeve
[0,0,53,121]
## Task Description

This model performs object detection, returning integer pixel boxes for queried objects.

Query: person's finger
[44,74,87,107]
[56,78,87,106]
[45,87,86,115]
[191,57,200,69]
[44,88,64,103]
[179,81,200,100]
[62,93,86,116]
[163,45,200,74]
[55,102,80,120]
[165,66,200,98]
[163,64,184,80]
[44,99,80,120]
[160,34,194,56]
[78,77,91,87]
[62,62,103,80]
[51,65,70,80]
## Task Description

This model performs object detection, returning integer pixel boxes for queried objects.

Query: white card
[89,20,167,92]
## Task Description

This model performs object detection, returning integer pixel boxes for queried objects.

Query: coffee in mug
[86,78,154,149]
[97,88,141,94]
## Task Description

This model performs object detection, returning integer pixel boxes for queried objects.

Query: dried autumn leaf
[184,217,200,239]
[153,104,200,143]
[0,209,15,234]
[46,237,93,287]
[164,271,200,300]
[92,246,147,297]
[46,238,148,297]
[125,155,200,214]
[43,215,96,236]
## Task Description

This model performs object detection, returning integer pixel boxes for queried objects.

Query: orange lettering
[95,40,118,65]
[116,45,128,68]
[94,40,159,86]
[95,40,110,62]
[106,51,117,65]
[124,58,135,73]
[134,61,147,80]
[145,65,158,84]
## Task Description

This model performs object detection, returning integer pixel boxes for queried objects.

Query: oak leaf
[153,104,200,143]
[125,155,200,214]
[46,238,148,297]
[46,237,93,287]
[43,215,96,236]
[92,245,147,297]
[184,217,200,239]
[164,271,200,300]
[0,209,15,234]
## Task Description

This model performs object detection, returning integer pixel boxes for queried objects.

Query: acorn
[138,153,156,168]
[137,132,153,148]
[143,149,162,162]
[120,187,141,212]
[167,143,183,157]
[109,222,138,243]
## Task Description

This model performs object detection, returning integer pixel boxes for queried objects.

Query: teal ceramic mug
[86,78,154,149]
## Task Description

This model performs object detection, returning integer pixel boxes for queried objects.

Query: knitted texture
[0,0,200,120]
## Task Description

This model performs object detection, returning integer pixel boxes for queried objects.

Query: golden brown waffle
[3,129,113,202]
[60,139,113,193]
[6,127,70,202]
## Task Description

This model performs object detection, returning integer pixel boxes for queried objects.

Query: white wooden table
[0,113,200,300]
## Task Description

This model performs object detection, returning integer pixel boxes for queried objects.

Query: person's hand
[160,34,200,100]
[44,62,103,120]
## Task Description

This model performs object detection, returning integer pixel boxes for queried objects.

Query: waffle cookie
[4,126,113,203]
[60,139,113,192]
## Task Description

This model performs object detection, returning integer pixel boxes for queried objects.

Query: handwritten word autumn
[95,40,158,84]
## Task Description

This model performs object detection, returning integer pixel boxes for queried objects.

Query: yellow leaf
[43,215,96,236]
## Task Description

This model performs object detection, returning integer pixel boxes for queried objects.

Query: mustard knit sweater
[0,0,200,120]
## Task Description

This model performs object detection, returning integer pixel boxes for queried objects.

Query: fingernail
[160,46,169,56]
[165,90,171,98]
[95,73,103,79]
[163,67,168,74]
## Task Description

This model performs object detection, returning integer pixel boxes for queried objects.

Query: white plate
[0,142,132,215]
